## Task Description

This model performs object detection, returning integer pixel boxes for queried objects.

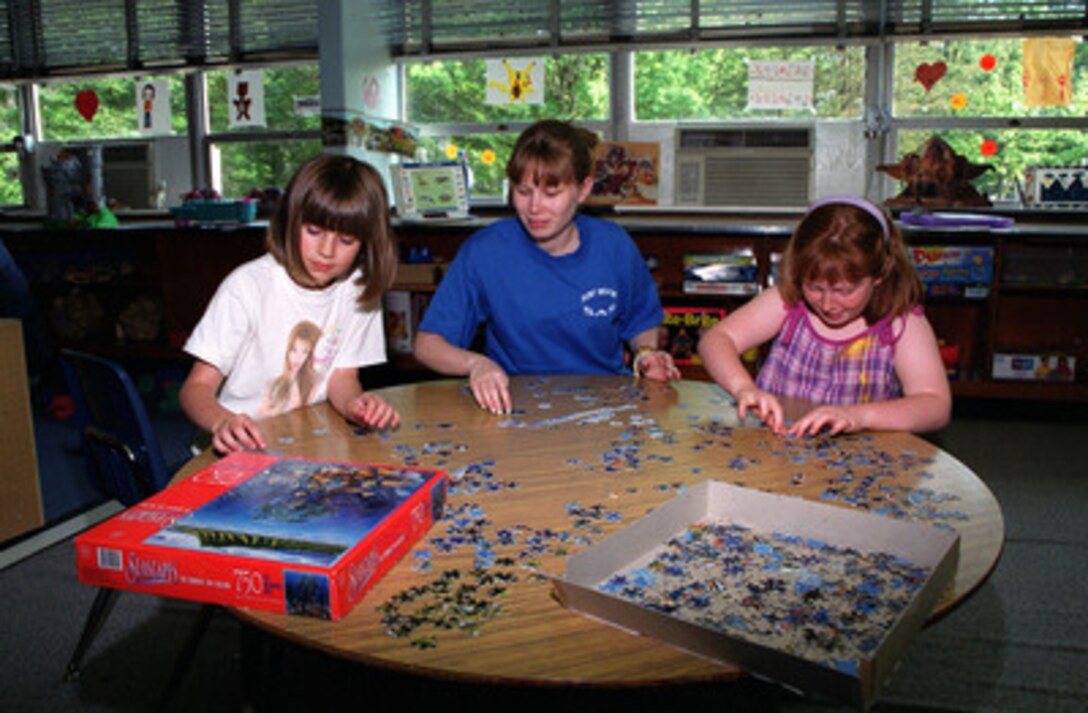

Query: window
[897,128,1088,203]
[205,64,323,198]
[404,54,609,198]
[634,46,867,121]
[893,39,1087,119]
[891,38,1088,204]
[0,85,23,205]
[212,138,323,199]
[206,65,322,133]
[38,75,188,140]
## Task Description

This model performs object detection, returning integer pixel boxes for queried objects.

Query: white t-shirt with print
[184,253,386,418]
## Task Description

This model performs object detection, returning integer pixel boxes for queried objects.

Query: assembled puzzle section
[554,481,959,710]
[75,451,448,620]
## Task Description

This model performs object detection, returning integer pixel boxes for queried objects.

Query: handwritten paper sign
[747,60,814,111]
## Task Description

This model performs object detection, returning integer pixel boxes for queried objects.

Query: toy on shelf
[877,137,994,208]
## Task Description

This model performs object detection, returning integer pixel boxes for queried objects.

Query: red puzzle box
[75,452,448,620]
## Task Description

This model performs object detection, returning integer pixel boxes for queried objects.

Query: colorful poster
[588,141,659,206]
[747,60,814,111]
[228,69,266,128]
[135,79,170,134]
[1022,37,1075,107]
[485,58,544,105]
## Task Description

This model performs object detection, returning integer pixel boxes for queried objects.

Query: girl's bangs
[300,190,370,239]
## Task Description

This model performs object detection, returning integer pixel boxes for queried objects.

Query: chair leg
[239,622,281,713]
[157,603,217,710]
[64,587,121,682]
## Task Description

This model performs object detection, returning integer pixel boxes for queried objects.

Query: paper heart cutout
[75,90,99,122]
[914,62,947,93]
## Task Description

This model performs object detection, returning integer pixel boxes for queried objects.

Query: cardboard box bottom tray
[553,481,959,710]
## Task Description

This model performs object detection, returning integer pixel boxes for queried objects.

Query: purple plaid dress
[755,302,920,405]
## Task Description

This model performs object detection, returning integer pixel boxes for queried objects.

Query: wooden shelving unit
[5,210,1086,402]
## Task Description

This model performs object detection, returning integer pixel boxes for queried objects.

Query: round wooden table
[177,375,1004,687]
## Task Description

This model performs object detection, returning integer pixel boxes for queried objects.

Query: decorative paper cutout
[75,90,98,122]
[136,80,171,134]
[950,94,968,110]
[486,58,544,105]
[914,62,947,93]
[228,70,266,129]
[979,54,997,72]
[980,139,998,157]
[1023,37,1075,107]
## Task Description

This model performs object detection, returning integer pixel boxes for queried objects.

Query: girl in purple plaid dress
[698,196,951,437]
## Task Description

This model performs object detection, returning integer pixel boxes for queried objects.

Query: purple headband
[807,194,891,244]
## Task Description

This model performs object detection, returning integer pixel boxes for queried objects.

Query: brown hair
[505,119,598,191]
[778,201,921,323]
[266,153,398,305]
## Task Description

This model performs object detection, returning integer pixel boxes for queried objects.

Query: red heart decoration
[914,62,947,93]
[75,90,99,122]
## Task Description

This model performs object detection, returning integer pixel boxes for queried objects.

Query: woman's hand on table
[468,356,511,415]
[636,349,681,381]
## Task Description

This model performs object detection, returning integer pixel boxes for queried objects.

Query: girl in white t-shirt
[180,154,400,454]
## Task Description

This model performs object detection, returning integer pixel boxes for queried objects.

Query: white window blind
[0,0,319,79]
[0,0,1084,78]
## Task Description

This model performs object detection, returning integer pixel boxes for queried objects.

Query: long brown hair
[266,153,398,305]
[778,200,921,323]
[505,119,598,191]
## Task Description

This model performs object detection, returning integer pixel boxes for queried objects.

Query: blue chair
[59,349,213,704]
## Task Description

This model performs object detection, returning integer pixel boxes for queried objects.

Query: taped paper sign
[747,60,814,111]
[1022,38,1075,107]
[228,70,266,128]
[486,58,544,105]
[136,80,171,134]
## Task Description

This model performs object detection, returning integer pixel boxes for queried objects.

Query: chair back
[60,349,171,506]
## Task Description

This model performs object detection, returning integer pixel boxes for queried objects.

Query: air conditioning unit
[101,143,155,209]
[674,126,813,208]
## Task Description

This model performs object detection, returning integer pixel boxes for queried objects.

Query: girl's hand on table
[211,412,267,454]
[734,385,785,434]
[347,392,400,430]
[787,405,859,438]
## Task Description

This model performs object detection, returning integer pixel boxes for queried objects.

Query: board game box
[554,481,959,710]
[75,452,448,620]
[661,306,726,365]
[910,245,994,299]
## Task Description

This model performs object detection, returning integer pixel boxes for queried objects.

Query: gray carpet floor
[2,409,1086,712]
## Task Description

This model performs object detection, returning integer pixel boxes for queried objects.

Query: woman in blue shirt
[414,120,679,414]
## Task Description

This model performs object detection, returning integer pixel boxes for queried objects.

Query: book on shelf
[682,251,759,295]
[74,452,448,620]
